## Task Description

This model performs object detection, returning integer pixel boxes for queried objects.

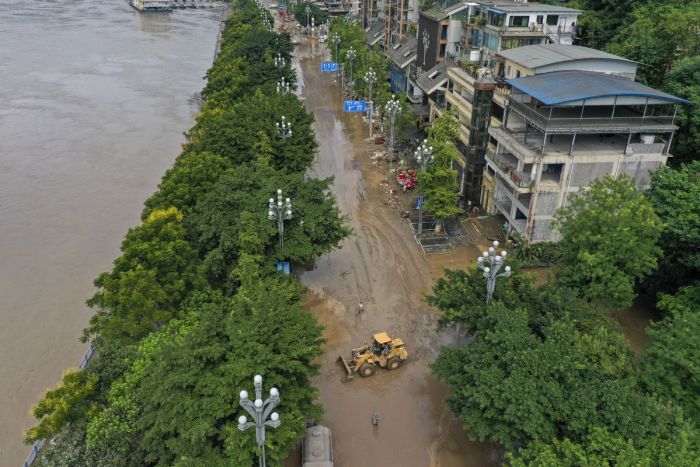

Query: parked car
[302,425,333,467]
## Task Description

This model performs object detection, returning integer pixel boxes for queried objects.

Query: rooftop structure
[496,44,637,79]
[365,18,386,46]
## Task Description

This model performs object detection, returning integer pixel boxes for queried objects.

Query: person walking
[357,301,364,315]
[371,411,381,426]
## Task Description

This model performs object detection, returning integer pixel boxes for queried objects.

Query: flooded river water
[0,2,221,463]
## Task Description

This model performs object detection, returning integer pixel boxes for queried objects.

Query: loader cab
[371,332,393,356]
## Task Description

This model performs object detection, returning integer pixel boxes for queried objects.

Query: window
[546,15,559,26]
[439,43,446,57]
[516,70,520,78]
[441,24,448,40]
[536,15,543,24]
[508,15,529,27]
[483,32,498,50]
[506,65,511,76]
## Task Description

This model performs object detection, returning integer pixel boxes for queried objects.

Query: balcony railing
[507,99,677,133]
[487,151,533,189]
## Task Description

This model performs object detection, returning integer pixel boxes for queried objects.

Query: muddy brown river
[0,2,221,463]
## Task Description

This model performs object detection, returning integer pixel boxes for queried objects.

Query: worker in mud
[357,301,364,315]
[372,411,381,426]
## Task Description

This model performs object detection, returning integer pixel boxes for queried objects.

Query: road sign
[276,261,290,275]
[416,195,426,209]
[321,61,338,72]
[343,100,366,112]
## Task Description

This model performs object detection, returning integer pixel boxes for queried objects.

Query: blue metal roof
[507,71,690,105]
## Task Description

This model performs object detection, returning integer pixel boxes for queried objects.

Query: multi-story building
[486,71,687,242]
[360,0,385,29]
[385,0,419,47]
[461,1,582,69]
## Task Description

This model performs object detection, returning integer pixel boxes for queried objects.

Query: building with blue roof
[484,70,687,242]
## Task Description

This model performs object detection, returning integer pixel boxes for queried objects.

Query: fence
[22,343,95,467]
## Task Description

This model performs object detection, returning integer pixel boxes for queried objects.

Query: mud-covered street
[294,38,502,467]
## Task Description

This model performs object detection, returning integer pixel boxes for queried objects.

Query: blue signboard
[276,261,291,275]
[343,100,367,112]
[321,61,338,72]
[416,195,426,209]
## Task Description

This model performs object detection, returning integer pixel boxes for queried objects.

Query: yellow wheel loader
[337,332,408,381]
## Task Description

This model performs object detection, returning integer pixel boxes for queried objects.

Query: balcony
[486,151,533,191]
[507,100,677,134]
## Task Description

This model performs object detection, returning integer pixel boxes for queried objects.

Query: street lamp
[415,139,434,171]
[345,47,356,89]
[305,5,311,32]
[276,115,292,140]
[331,33,340,63]
[268,189,293,251]
[385,94,401,169]
[364,67,377,139]
[476,240,512,303]
[238,374,281,467]
[274,53,285,69]
[276,77,291,94]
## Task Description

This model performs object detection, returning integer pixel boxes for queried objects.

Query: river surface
[0,1,221,463]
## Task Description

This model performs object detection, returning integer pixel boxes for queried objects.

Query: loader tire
[359,363,375,377]
[387,358,402,370]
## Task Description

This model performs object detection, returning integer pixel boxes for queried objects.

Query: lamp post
[331,33,340,63]
[276,116,292,140]
[268,189,293,251]
[237,374,281,467]
[305,5,311,33]
[345,47,356,90]
[364,67,377,139]
[415,139,434,171]
[274,53,285,69]
[276,77,290,94]
[476,240,512,303]
[413,140,433,236]
[385,94,401,169]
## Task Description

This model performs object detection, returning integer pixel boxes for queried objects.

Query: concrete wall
[619,160,663,186]
[570,161,614,187]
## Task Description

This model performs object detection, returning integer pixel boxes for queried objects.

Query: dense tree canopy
[641,282,700,426]
[553,175,662,308]
[84,208,204,343]
[88,277,323,466]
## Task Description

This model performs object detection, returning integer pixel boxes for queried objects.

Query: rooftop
[385,36,417,69]
[364,19,385,46]
[422,2,470,21]
[497,44,634,69]
[507,71,689,106]
[482,1,582,14]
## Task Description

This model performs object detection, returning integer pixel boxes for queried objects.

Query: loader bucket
[337,355,354,381]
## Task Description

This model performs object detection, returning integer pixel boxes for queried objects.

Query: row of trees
[430,160,700,463]
[27,1,351,465]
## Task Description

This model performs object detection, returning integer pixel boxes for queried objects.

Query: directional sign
[416,195,426,209]
[276,261,291,275]
[343,100,367,112]
[321,61,338,72]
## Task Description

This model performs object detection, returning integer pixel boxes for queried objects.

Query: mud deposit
[294,38,501,467]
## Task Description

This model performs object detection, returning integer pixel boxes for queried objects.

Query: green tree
[641,282,700,425]
[605,2,700,87]
[142,151,232,219]
[507,424,700,467]
[663,57,700,165]
[188,90,317,173]
[420,112,461,223]
[25,370,99,443]
[189,159,350,287]
[648,161,700,290]
[89,278,324,466]
[84,208,204,343]
[553,175,662,308]
[293,1,328,29]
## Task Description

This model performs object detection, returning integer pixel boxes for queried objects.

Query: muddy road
[295,39,501,467]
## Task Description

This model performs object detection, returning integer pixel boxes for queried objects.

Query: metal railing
[23,343,96,467]
[508,99,677,133]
